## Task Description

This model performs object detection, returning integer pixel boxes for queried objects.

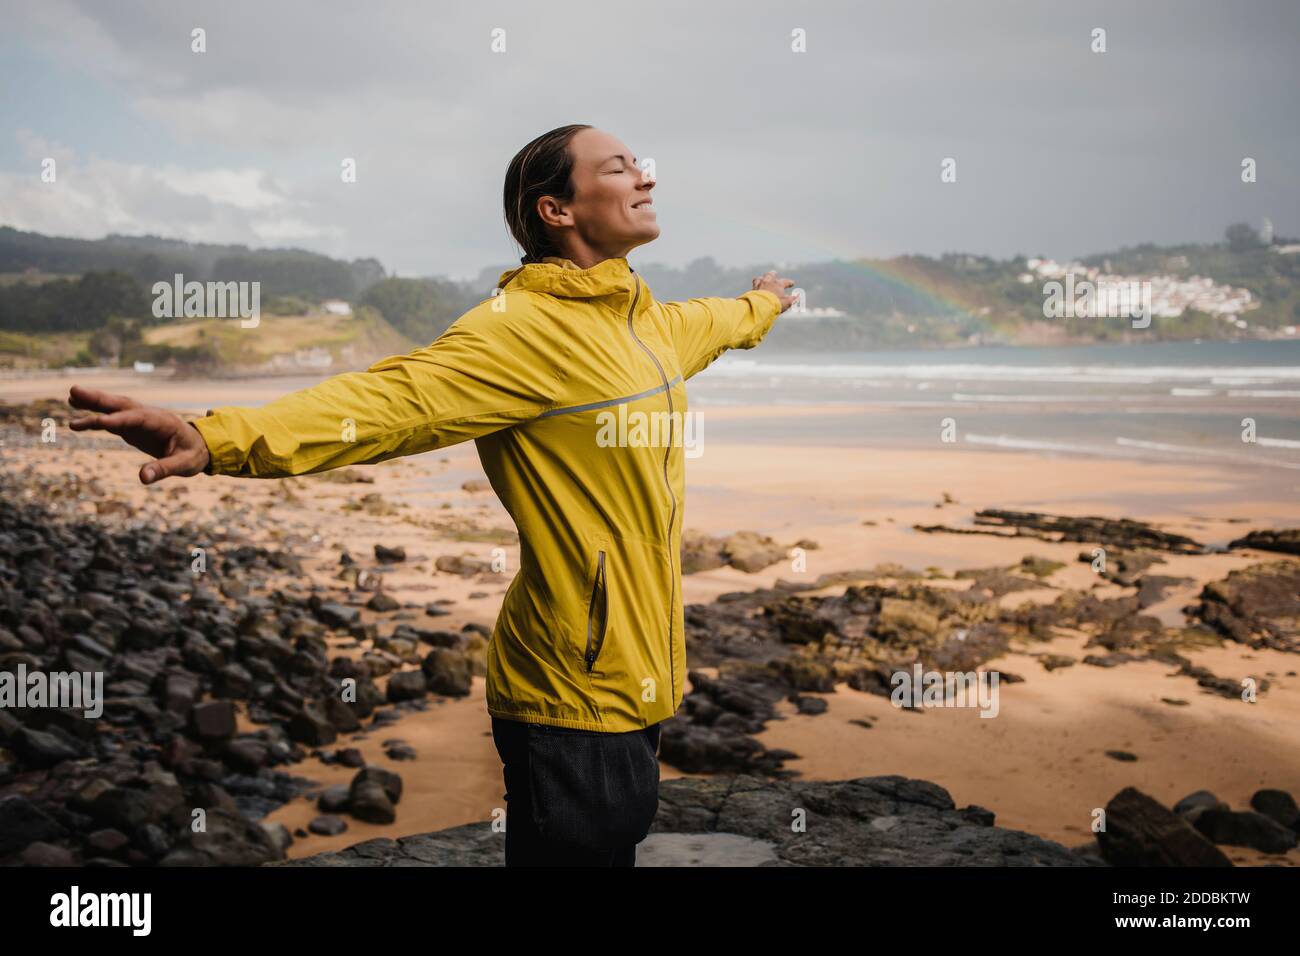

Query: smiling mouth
[632,199,653,209]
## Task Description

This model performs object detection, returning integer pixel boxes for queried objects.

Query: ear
[536,195,572,230]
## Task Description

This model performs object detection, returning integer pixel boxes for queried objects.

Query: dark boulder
[1096,787,1232,866]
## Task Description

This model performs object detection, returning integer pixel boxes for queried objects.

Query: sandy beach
[3,370,1298,865]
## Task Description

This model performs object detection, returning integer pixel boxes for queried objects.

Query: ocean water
[689,340,1300,470]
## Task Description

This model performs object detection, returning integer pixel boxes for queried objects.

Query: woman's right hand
[68,385,212,484]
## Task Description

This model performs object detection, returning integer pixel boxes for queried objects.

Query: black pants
[491,716,662,867]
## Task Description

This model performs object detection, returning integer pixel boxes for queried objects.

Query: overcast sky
[1,0,1296,280]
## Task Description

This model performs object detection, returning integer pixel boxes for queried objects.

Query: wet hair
[503,124,592,264]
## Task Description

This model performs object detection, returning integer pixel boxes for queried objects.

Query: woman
[68,124,796,866]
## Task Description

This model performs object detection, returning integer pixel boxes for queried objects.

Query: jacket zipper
[624,274,677,708]
[584,549,607,672]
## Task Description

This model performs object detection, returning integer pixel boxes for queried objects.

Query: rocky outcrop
[1093,786,1300,863]
[0,467,482,867]
[1192,561,1300,653]
[666,556,1276,775]
[915,509,1206,554]
[1096,787,1232,866]
[1228,528,1300,557]
[681,529,817,575]
[269,773,1099,867]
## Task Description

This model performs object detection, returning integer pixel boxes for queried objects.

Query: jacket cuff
[190,413,241,476]
[748,288,784,331]
[747,288,783,316]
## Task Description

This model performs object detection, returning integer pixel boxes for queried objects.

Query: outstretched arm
[69,310,561,482]
[662,270,795,379]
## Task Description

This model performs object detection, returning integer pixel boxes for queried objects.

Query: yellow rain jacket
[192,255,783,732]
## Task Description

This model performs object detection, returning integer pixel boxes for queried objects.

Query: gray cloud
[2,0,1296,278]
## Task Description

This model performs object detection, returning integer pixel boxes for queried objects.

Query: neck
[554,238,634,270]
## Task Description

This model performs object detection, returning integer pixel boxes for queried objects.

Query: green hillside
[1,223,1297,363]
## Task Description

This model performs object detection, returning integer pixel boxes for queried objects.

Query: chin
[622,224,660,254]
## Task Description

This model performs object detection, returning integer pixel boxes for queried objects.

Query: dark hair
[503,124,592,264]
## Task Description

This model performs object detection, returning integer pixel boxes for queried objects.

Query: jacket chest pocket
[584,548,609,672]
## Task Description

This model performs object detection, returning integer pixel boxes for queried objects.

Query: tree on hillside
[1225,222,1265,253]
[209,252,356,300]
[0,270,148,333]
[358,277,476,343]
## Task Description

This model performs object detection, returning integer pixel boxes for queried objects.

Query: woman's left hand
[752,270,797,312]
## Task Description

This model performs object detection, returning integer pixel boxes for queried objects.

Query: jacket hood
[497,255,642,301]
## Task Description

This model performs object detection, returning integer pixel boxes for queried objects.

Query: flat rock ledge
[268,774,1100,867]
